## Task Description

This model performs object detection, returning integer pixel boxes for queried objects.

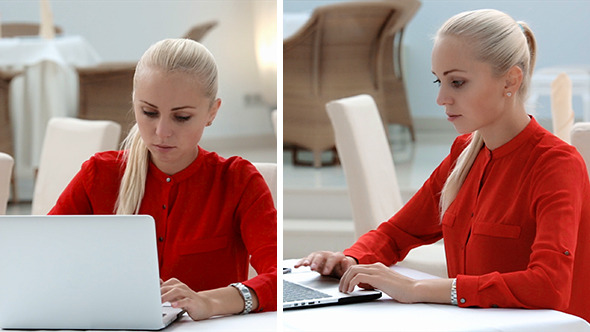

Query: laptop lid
[0,215,184,330]
[283,268,382,309]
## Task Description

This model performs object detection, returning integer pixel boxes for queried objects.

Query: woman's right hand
[295,251,357,278]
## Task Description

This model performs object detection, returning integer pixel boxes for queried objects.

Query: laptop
[0,215,185,330]
[283,267,382,309]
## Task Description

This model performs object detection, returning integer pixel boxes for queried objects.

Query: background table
[0,35,101,185]
[283,260,590,332]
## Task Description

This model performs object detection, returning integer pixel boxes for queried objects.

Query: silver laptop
[283,268,382,309]
[0,215,185,330]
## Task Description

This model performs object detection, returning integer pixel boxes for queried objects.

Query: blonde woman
[297,9,589,322]
[50,39,277,320]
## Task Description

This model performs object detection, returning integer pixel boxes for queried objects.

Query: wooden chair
[1,22,62,37]
[284,0,421,167]
[76,62,136,143]
[183,21,218,42]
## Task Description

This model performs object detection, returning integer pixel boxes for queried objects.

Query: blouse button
[166,177,171,183]
[162,205,167,209]
[158,237,164,242]
[564,251,570,256]
[460,298,466,304]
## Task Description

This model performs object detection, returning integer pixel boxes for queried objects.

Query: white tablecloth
[0,35,101,183]
[282,260,590,332]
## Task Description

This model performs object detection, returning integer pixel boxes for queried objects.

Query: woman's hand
[295,251,357,277]
[339,262,420,303]
[160,278,260,321]
[339,263,454,304]
[160,278,215,321]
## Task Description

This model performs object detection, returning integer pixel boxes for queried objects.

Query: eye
[433,79,441,87]
[451,80,465,88]
[175,115,191,122]
[142,108,158,118]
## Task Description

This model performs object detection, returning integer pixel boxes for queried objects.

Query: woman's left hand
[339,262,419,304]
[160,278,214,321]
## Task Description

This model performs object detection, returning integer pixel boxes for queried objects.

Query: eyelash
[142,110,191,122]
[433,79,465,88]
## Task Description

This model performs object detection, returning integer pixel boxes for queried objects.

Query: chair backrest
[252,162,277,208]
[31,118,121,215]
[0,152,14,215]
[571,122,590,179]
[76,62,136,143]
[326,94,403,238]
[284,0,421,161]
[1,23,62,37]
[551,73,574,143]
[183,21,218,41]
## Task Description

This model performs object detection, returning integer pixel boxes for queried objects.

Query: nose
[436,87,453,106]
[155,118,173,138]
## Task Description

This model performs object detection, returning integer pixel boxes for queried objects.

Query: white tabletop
[167,311,276,332]
[282,260,590,332]
[0,35,101,68]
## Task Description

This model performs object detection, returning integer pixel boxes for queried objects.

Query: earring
[207,121,212,126]
[506,92,512,97]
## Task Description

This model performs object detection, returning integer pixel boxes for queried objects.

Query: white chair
[252,162,277,208]
[571,122,590,179]
[31,117,121,215]
[0,152,14,215]
[249,162,277,278]
[326,94,447,278]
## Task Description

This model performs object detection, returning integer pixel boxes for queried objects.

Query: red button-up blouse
[344,118,590,322]
[49,147,277,312]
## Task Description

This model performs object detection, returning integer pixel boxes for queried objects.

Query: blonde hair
[115,39,219,214]
[437,9,537,219]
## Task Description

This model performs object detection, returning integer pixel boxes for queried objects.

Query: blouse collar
[484,116,540,159]
[148,146,209,183]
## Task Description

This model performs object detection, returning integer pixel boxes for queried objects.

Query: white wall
[0,0,277,140]
[284,0,590,122]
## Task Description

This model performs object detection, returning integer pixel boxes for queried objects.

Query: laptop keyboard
[283,280,331,302]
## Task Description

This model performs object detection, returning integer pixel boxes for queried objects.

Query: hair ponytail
[115,124,149,214]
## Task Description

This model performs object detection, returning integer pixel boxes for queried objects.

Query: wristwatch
[230,282,253,314]
[450,278,458,306]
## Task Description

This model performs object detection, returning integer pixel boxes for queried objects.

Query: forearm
[199,286,260,316]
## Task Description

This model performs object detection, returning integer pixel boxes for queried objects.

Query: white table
[528,66,590,121]
[283,260,590,332]
[0,35,101,183]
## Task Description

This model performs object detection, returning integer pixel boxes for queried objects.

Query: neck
[479,104,530,150]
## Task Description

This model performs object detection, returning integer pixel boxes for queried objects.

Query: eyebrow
[139,100,196,111]
[432,69,467,76]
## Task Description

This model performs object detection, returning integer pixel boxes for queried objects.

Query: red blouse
[344,118,590,322]
[49,148,277,312]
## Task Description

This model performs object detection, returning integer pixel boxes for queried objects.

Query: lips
[153,144,175,151]
[446,112,461,121]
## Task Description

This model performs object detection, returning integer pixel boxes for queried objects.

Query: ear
[207,98,221,123]
[505,65,524,95]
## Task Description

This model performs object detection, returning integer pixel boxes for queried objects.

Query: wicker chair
[183,21,218,41]
[76,62,136,143]
[1,22,62,37]
[284,0,420,167]
[0,70,19,202]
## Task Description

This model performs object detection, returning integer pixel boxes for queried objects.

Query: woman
[50,39,277,320]
[297,9,589,322]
